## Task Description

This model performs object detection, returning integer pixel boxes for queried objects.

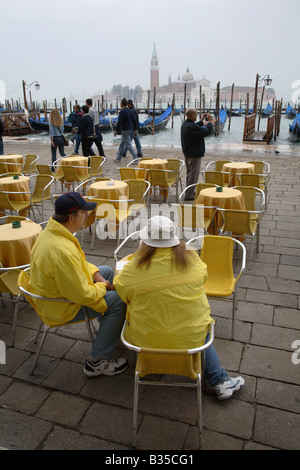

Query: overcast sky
[1,0,300,105]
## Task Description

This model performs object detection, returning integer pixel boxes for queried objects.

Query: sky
[1,0,300,105]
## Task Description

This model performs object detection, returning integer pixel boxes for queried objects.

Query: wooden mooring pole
[228,83,234,131]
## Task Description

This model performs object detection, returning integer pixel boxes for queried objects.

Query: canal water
[26,113,299,150]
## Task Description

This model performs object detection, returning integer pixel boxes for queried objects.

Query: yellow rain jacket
[114,248,212,349]
[30,217,107,326]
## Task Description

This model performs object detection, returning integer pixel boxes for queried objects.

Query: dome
[182,67,194,82]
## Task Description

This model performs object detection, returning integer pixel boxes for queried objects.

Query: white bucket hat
[140,215,180,248]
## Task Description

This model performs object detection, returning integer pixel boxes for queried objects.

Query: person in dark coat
[181,108,213,200]
[121,99,142,158]
[78,105,95,157]
[113,98,137,162]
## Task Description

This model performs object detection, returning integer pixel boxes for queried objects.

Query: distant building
[138,44,215,106]
[220,85,276,104]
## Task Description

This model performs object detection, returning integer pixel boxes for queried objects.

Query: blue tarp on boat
[262,104,272,117]
[140,106,172,127]
[289,113,300,133]
[285,104,297,119]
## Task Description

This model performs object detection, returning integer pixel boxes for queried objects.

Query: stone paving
[0,139,299,451]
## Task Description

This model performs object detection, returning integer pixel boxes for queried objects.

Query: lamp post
[22,80,40,110]
[253,73,272,114]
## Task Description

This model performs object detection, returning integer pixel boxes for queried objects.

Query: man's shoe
[214,376,245,400]
[112,158,121,163]
[121,154,127,158]
[84,357,129,377]
[184,196,195,201]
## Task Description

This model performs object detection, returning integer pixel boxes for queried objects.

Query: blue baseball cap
[55,192,97,215]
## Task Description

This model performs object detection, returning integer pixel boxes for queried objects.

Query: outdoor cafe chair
[166,158,185,193]
[200,170,233,187]
[123,179,151,212]
[29,174,54,222]
[147,168,180,203]
[187,234,246,340]
[205,160,233,172]
[89,155,106,178]
[0,190,32,217]
[236,172,269,207]
[120,317,214,449]
[217,206,264,260]
[61,165,92,192]
[0,262,30,347]
[176,203,217,239]
[18,270,96,376]
[22,154,39,175]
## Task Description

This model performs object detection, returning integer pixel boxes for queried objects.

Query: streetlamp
[22,80,40,110]
[253,73,273,114]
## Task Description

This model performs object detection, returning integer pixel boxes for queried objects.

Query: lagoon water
[27,113,299,151]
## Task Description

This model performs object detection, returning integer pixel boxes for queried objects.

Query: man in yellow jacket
[30,192,128,377]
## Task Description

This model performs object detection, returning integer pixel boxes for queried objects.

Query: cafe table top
[0,219,42,267]
[222,162,254,186]
[0,175,30,201]
[136,158,168,179]
[0,154,23,172]
[196,186,246,233]
[87,180,129,200]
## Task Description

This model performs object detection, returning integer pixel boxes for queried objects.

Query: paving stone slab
[273,307,300,330]
[184,428,244,450]
[42,360,88,393]
[254,405,300,450]
[256,378,300,413]
[251,323,298,352]
[0,381,50,415]
[36,390,91,427]
[80,402,136,447]
[135,415,189,450]
[0,409,52,450]
[240,344,300,385]
[42,424,128,450]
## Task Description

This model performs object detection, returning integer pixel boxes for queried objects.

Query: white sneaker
[84,357,129,377]
[214,376,245,400]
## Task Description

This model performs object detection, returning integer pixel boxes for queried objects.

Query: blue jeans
[123,132,142,157]
[116,130,137,161]
[204,333,229,387]
[74,266,126,359]
[51,136,66,170]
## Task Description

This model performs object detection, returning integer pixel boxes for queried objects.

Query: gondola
[138,106,172,134]
[29,115,115,133]
[285,104,297,120]
[261,103,273,118]
[288,113,300,141]
[227,107,243,117]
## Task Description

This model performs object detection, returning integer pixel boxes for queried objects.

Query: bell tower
[150,42,159,90]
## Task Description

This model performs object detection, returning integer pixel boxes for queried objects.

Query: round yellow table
[0,220,42,267]
[222,162,254,186]
[0,175,30,202]
[87,180,129,199]
[56,156,89,177]
[136,158,168,179]
[196,187,246,233]
[0,154,23,173]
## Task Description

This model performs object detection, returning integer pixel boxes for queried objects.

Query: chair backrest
[18,270,72,325]
[0,162,8,174]
[119,167,137,181]
[238,173,261,188]
[61,165,81,181]
[89,155,105,176]
[31,175,54,201]
[205,160,233,171]
[125,179,150,204]
[219,209,253,235]
[22,154,39,174]
[247,160,270,175]
[148,169,176,187]
[0,191,15,211]
[200,235,234,283]
[204,171,224,186]
[177,204,204,230]
[232,185,265,211]
[36,164,53,175]
[166,158,184,172]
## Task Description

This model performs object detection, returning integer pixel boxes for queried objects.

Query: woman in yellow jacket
[114,216,244,400]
